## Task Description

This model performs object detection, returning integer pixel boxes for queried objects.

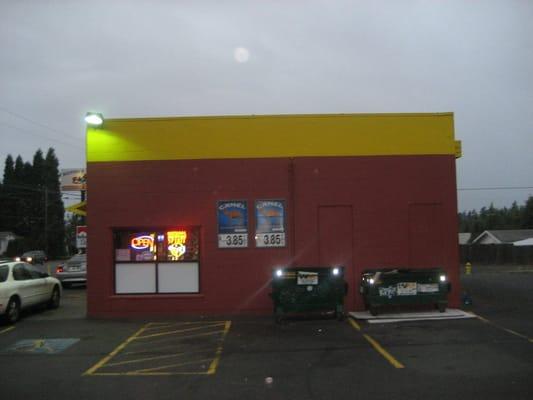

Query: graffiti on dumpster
[378,286,397,298]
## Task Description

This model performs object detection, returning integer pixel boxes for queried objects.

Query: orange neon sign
[131,235,154,250]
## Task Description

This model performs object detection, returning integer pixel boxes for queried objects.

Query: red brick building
[86,113,462,317]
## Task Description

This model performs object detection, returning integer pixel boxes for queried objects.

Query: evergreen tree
[29,150,46,249]
[44,148,65,257]
[522,196,533,229]
[0,155,16,232]
[3,155,14,184]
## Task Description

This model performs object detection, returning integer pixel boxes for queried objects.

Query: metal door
[318,206,355,310]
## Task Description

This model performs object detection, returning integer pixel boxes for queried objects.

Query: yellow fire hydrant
[465,262,472,275]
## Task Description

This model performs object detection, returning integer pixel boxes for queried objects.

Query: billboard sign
[76,225,87,249]
[217,201,248,248]
[60,169,86,191]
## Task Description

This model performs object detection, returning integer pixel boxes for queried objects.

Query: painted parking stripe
[348,318,405,369]
[0,326,15,335]
[84,323,151,376]
[136,322,226,340]
[474,313,533,342]
[207,321,231,375]
[84,321,232,376]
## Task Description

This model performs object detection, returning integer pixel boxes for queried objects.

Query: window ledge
[110,293,204,300]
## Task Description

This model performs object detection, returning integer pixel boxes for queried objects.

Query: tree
[44,148,65,257]
[522,196,533,229]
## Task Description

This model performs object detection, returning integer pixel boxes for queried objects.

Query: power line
[0,106,81,142]
[0,121,83,150]
[458,186,533,191]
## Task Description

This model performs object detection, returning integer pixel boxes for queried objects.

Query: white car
[0,261,61,324]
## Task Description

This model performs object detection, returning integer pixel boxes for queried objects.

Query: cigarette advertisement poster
[217,200,248,248]
[255,200,286,247]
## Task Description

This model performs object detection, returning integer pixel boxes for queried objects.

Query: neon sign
[131,235,155,250]
[167,230,187,260]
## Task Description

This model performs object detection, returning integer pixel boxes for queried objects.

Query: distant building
[0,231,17,255]
[471,230,533,245]
[458,233,472,245]
[513,238,533,247]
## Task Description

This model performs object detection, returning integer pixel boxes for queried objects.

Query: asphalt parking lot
[1,266,532,400]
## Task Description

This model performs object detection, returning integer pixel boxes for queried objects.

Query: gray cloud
[1,0,532,211]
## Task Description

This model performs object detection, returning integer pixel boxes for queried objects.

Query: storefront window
[113,227,200,294]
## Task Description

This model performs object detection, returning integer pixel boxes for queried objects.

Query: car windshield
[69,254,86,262]
[0,265,9,282]
[23,251,42,257]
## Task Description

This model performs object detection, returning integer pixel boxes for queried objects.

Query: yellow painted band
[363,334,405,369]
[348,318,361,331]
[87,113,458,162]
[207,321,232,375]
[0,326,15,335]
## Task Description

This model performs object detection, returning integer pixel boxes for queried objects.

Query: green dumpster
[360,268,451,316]
[270,267,347,322]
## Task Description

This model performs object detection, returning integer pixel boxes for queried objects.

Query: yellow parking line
[128,357,214,374]
[135,322,225,340]
[83,323,151,376]
[0,326,15,335]
[474,314,533,342]
[348,318,405,369]
[132,329,224,346]
[106,348,214,367]
[91,371,210,376]
[348,318,361,331]
[207,321,232,375]
[363,334,405,369]
[143,321,221,331]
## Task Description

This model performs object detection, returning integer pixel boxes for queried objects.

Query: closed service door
[318,206,355,309]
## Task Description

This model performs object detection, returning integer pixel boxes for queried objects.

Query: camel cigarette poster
[217,200,248,248]
[255,200,286,247]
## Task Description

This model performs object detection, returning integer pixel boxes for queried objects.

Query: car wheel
[6,298,20,324]
[48,287,60,309]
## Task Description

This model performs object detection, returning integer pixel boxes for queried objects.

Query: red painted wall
[87,155,460,317]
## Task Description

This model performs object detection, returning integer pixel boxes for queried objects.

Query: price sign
[255,233,285,248]
[217,201,248,248]
[218,234,248,248]
[255,200,286,248]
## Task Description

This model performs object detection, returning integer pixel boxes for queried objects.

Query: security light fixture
[85,112,104,126]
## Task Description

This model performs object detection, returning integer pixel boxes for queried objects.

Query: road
[0,267,532,400]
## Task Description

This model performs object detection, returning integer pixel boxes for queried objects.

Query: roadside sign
[60,169,86,191]
[76,225,87,249]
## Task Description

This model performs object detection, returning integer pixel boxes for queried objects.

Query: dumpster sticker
[378,286,397,298]
[417,283,439,293]
[255,200,286,247]
[397,282,417,296]
[217,200,248,248]
[297,271,318,285]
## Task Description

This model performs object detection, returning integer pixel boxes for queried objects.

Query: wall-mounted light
[85,112,104,126]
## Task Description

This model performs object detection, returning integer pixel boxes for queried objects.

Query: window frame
[112,226,201,295]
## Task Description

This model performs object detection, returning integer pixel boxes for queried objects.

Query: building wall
[87,154,460,317]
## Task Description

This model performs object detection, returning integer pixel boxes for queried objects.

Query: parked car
[55,253,86,287]
[15,250,47,265]
[0,261,61,324]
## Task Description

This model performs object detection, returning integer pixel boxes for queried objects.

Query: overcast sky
[1,0,532,211]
